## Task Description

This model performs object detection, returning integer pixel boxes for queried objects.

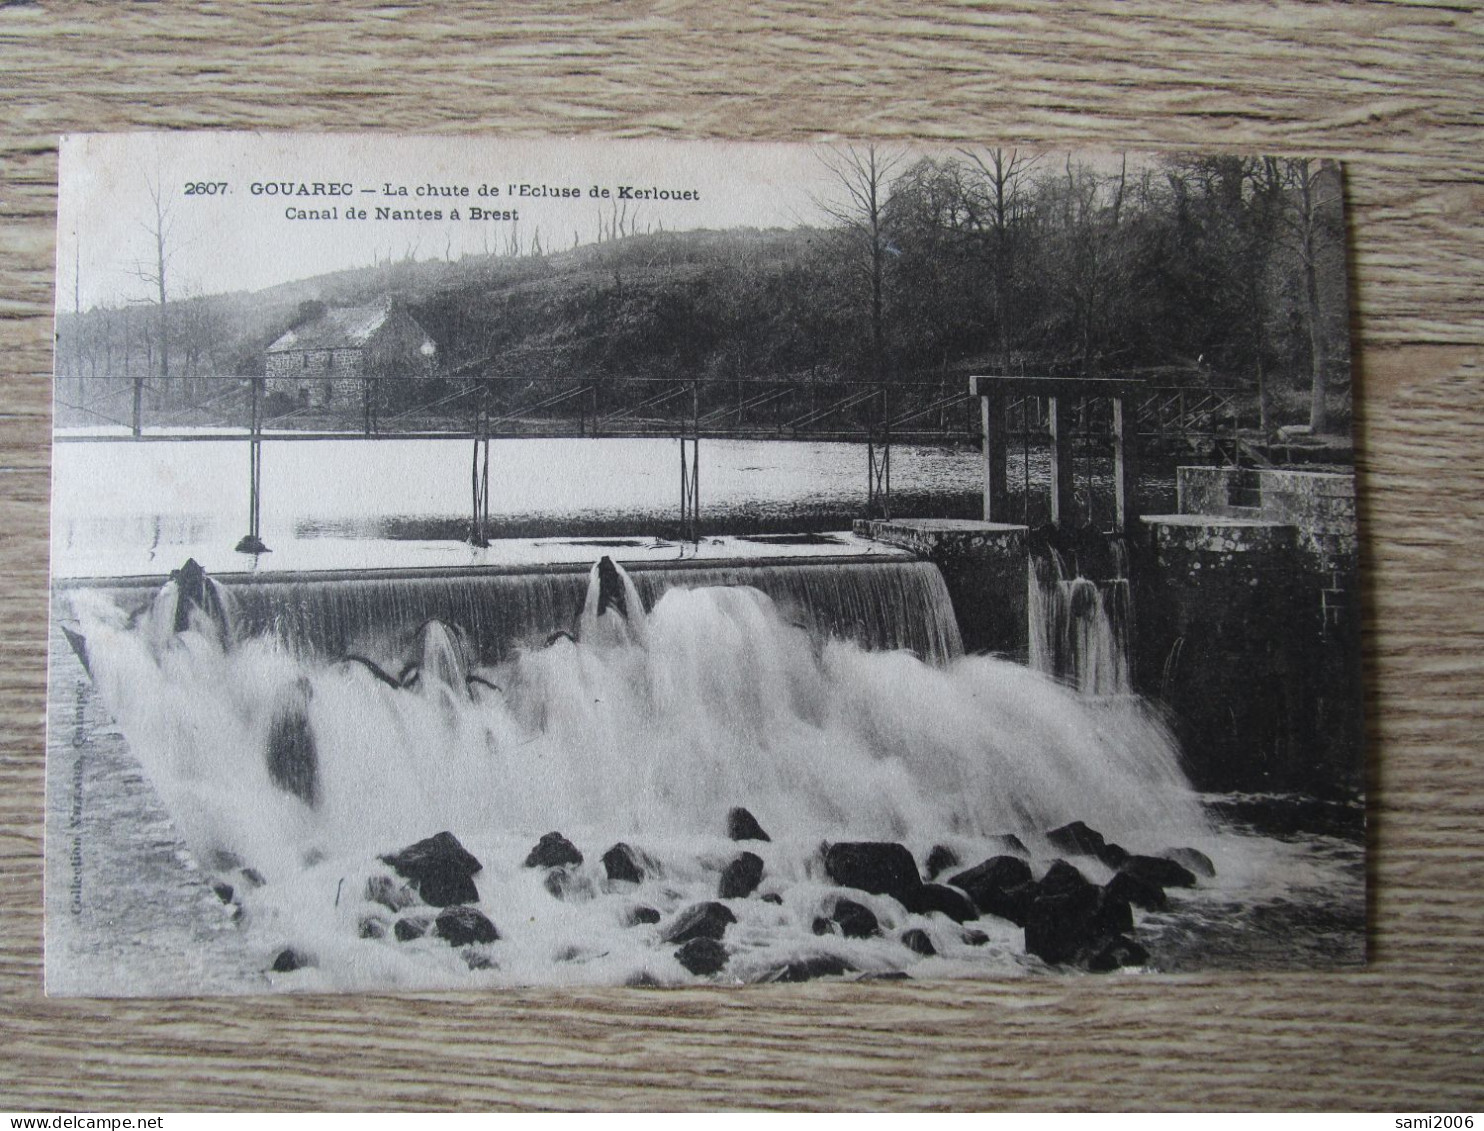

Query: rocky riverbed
[242,809,1236,989]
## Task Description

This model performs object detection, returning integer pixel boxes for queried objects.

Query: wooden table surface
[2,2,1481,1112]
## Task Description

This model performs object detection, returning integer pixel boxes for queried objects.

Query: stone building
[265,301,437,408]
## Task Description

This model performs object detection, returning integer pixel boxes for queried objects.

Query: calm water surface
[52,435,1176,575]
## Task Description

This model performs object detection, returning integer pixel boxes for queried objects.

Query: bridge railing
[54,372,1248,549]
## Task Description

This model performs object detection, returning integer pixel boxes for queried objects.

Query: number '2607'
[184,182,228,195]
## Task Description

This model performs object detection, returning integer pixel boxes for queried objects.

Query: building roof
[267,303,429,354]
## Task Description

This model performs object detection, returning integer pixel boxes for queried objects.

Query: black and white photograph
[45,133,1364,995]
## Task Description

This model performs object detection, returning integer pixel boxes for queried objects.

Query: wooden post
[235,378,269,554]
[1048,394,1075,529]
[1113,395,1138,532]
[980,393,1008,522]
[679,382,700,542]
[691,380,700,540]
[469,412,490,549]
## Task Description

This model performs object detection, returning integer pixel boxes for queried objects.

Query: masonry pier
[1137,468,1361,791]
[854,518,1029,660]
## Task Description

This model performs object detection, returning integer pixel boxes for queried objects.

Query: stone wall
[1177,466,1359,636]
[1137,516,1313,789]
[265,348,365,408]
[1139,466,1363,794]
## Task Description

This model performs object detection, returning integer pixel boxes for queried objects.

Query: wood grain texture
[1,0,1481,1111]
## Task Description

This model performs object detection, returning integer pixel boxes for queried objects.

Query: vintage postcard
[46,134,1364,995]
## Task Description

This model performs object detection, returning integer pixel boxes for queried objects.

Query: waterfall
[78,557,964,671]
[62,555,1211,989]
[68,554,1197,859]
[1029,549,1133,697]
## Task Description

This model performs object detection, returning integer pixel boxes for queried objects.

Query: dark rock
[986,833,1031,857]
[812,916,834,936]
[365,874,417,912]
[857,970,912,982]
[436,904,500,947]
[358,915,388,940]
[381,831,482,907]
[1093,890,1135,936]
[980,882,1037,927]
[901,928,936,957]
[1023,862,1135,969]
[271,947,312,972]
[211,881,234,904]
[824,841,923,903]
[1097,842,1131,869]
[462,950,496,971]
[924,844,960,880]
[902,883,979,923]
[830,898,881,939]
[266,681,320,808]
[394,916,431,942]
[1121,855,1198,889]
[961,928,990,946]
[719,851,765,899]
[726,806,771,842]
[594,556,629,619]
[760,892,784,905]
[950,855,1033,897]
[1039,859,1092,897]
[1023,861,1103,966]
[241,867,265,888]
[524,831,583,869]
[601,842,647,884]
[675,937,729,976]
[1161,846,1216,878]
[949,855,1035,923]
[760,954,855,983]
[1088,935,1150,972]
[1105,870,1168,912]
[626,905,661,926]
[662,901,737,944]
[625,970,661,988]
[1046,821,1108,857]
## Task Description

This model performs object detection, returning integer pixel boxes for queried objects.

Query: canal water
[51,434,1177,576]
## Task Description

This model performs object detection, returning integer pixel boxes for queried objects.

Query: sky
[56,134,1155,313]
[56,134,845,311]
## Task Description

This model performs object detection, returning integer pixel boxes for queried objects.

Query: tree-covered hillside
[56,151,1351,435]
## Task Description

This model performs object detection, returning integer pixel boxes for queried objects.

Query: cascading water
[108,557,965,670]
[1028,547,1133,697]
[62,555,1221,991]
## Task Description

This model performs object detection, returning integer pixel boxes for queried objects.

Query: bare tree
[963,147,1038,372]
[1282,158,1341,433]
[1037,153,1142,377]
[128,175,177,435]
[815,144,905,383]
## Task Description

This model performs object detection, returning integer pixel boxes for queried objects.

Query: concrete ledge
[853,518,1029,556]
[1142,514,1298,556]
